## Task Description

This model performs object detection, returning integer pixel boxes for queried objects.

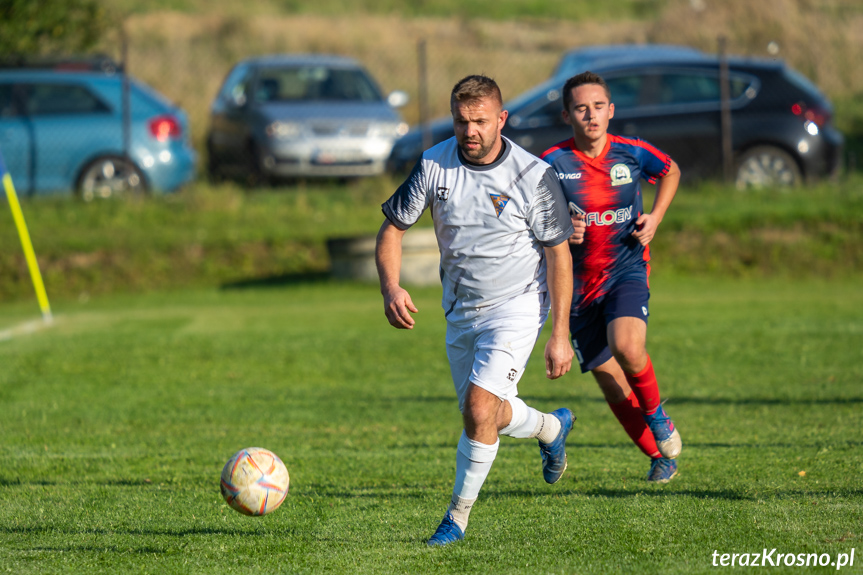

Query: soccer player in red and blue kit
[541,71,683,483]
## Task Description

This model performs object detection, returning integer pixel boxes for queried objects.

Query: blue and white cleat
[538,408,575,484]
[427,512,465,547]
[643,405,682,459]
[647,457,678,483]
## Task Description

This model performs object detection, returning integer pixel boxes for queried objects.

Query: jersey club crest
[610,163,633,186]
[489,193,511,217]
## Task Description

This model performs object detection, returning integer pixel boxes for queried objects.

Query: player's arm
[543,240,574,379]
[375,219,418,329]
[633,158,680,246]
[532,167,575,378]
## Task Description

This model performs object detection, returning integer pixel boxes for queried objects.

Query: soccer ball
[220,447,290,516]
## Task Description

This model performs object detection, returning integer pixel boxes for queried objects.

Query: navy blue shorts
[570,279,650,373]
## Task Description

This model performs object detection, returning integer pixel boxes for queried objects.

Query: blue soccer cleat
[647,457,678,483]
[643,405,682,459]
[427,512,465,547]
[538,408,575,484]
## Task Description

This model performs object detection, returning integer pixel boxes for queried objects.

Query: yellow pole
[1,164,52,323]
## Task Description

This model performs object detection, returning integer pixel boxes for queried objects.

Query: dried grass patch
[113,4,863,149]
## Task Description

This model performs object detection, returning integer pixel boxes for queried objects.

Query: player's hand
[568,213,586,245]
[382,286,418,329]
[632,213,660,246]
[544,334,574,379]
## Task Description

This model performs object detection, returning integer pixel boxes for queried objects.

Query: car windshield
[253,66,383,103]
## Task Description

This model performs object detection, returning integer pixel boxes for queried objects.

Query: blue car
[0,58,197,199]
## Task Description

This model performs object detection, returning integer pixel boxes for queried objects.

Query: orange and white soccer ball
[220,447,290,516]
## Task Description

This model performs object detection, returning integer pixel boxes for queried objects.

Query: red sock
[625,355,661,415]
[607,392,661,458]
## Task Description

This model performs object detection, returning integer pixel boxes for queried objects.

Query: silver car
[207,54,408,182]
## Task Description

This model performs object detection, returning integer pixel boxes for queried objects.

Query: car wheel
[735,146,802,190]
[77,156,147,201]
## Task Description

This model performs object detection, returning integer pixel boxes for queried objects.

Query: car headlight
[265,121,303,139]
[369,122,410,138]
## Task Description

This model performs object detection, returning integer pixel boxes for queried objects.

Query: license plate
[314,150,366,164]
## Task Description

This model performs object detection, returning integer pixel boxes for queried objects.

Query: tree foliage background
[0,0,114,56]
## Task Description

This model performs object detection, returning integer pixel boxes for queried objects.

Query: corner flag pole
[0,151,53,323]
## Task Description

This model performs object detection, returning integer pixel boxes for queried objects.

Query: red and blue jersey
[541,134,672,312]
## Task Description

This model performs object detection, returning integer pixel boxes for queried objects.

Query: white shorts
[446,291,549,413]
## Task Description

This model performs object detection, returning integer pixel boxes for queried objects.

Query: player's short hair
[562,71,611,110]
[450,75,503,109]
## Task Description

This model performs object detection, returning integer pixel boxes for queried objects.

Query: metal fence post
[417,39,432,152]
[718,35,733,184]
[121,22,131,164]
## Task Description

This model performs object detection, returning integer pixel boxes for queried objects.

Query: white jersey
[382,136,573,320]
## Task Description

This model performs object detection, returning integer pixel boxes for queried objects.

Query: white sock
[534,412,562,444]
[499,397,540,439]
[446,495,476,532]
[449,430,499,532]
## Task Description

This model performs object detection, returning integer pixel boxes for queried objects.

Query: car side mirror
[227,84,248,108]
[387,90,409,108]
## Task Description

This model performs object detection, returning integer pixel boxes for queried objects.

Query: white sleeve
[528,167,574,247]
[381,157,430,230]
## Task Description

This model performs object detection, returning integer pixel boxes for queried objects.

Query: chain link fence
[118,3,863,144]
[118,14,571,149]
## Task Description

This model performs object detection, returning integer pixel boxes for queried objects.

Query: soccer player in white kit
[375,75,576,546]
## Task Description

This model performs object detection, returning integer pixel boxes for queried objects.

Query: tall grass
[104,0,669,21]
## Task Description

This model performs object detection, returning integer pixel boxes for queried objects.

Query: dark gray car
[390,45,844,188]
[208,54,408,183]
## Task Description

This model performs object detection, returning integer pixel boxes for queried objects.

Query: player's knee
[611,344,646,373]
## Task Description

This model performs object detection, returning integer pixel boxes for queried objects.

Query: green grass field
[1,274,860,574]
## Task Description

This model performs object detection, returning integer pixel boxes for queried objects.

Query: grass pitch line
[0,317,55,342]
